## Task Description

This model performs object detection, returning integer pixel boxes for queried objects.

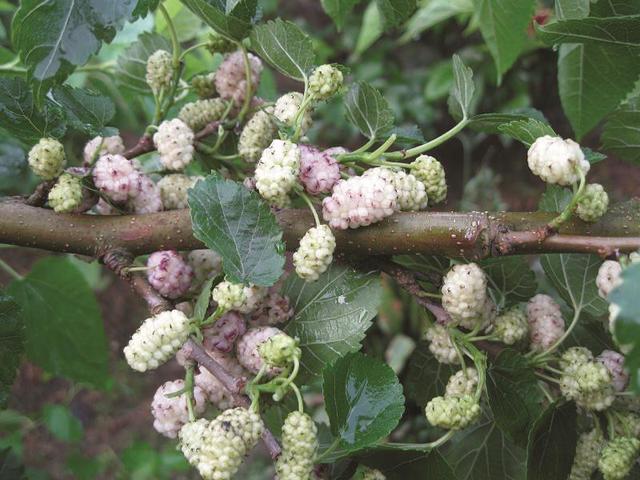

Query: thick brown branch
[2,199,639,258]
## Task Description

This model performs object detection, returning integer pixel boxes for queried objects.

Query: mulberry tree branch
[1,199,639,258]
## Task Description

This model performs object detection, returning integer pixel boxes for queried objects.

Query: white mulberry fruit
[157,174,199,210]
[83,135,125,165]
[491,307,528,345]
[274,92,312,134]
[147,251,194,299]
[410,155,447,205]
[146,49,173,94]
[153,119,195,171]
[191,73,217,98]
[597,349,628,392]
[445,368,478,398]
[560,360,615,411]
[129,174,163,214]
[527,135,590,186]
[441,263,488,324]
[364,167,428,211]
[576,183,609,222]
[123,309,192,371]
[598,437,640,480]
[425,324,458,364]
[425,394,480,430]
[214,50,262,106]
[188,249,223,286]
[275,411,318,480]
[178,98,227,131]
[259,331,300,368]
[92,154,140,202]
[569,429,604,480]
[212,281,267,314]
[596,260,622,299]
[28,138,66,180]
[236,326,283,376]
[322,175,397,230]
[308,64,343,101]
[48,173,83,213]
[238,109,277,163]
[151,379,206,438]
[293,225,336,282]
[255,139,300,207]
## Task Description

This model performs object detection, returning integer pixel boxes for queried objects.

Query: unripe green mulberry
[191,73,217,98]
[178,98,227,131]
[560,360,615,411]
[598,437,640,480]
[157,174,200,210]
[206,33,236,54]
[123,310,192,372]
[445,368,478,398]
[238,109,277,163]
[491,307,528,345]
[576,183,609,222]
[569,429,604,480]
[275,412,318,480]
[259,332,300,368]
[212,281,267,314]
[410,155,447,205]
[308,64,343,100]
[560,347,593,374]
[425,394,480,430]
[48,173,83,213]
[352,466,386,480]
[179,408,264,480]
[28,138,66,180]
[146,49,173,94]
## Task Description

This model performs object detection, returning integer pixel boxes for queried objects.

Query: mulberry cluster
[410,155,447,204]
[491,307,528,345]
[275,412,318,480]
[308,64,343,100]
[214,50,262,105]
[576,183,609,222]
[274,92,312,134]
[238,109,277,163]
[364,167,428,211]
[322,174,397,229]
[147,251,194,299]
[425,324,458,364]
[255,140,300,207]
[441,263,488,326]
[83,135,125,164]
[153,119,195,171]
[527,294,565,352]
[157,174,200,210]
[445,368,478,398]
[151,379,206,438]
[48,173,83,213]
[527,135,590,186]
[179,408,264,480]
[298,145,341,195]
[293,225,336,281]
[425,394,480,430]
[28,138,66,180]
[236,326,284,376]
[211,281,267,314]
[92,154,141,203]
[146,50,173,94]
[569,429,604,480]
[178,98,227,131]
[598,437,640,480]
[123,310,192,372]
[596,260,622,299]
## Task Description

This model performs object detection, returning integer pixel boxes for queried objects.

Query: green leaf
[443,411,526,480]
[376,0,417,28]
[11,0,137,101]
[469,109,549,134]
[282,263,382,382]
[180,0,255,41]
[526,402,577,480]
[473,0,535,81]
[0,142,28,194]
[401,0,473,42]
[556,41,640,139]
[610,263,640,391]
[354,2,385,56]
[497,119,556,146]
[554,0,590,20]
[345,82,394,139]
[51,86,116,137]
[487,350,543,445]
[323,352,404,455]
[481,257,537,308]
[250,19,316,81]
[0,78,66,143]
[404,342,455,405]
[131,0,161,19]
[538,15,640,48]
[0,294,24,409]
[538,184,572,213]
[321,0,362,30]
[602,95,640,165]
[7,257,109,388]
[448,54,475,119]
[193,278,215,323]
[0,448,25,480]
[42,404,83,443]
[116,32,171,93]
[541,254,608,317]
[358,449,455,479]
[188,175,285,287]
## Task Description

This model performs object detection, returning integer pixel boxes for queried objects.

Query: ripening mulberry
[212,281,267,314]
[527,294,565,352]
[364,167,428,211]
[153,119,195,171]
[157,174,199,210]
[83,135,125,165]
[238,109,277,163]
[214,50,262,106]
[560,360,615,411]
[411,155,447,205]
[308,64,343,101]
[151,379,206,438]
[236,326,283,376]
[298,145,341,195]
[191,73,217,98]
[247,292,294,327]
[202,312,247,354]
[28,138,66,180]
[147,251,194,299]
[258,332,300,368]
[188,249,223,286]
[179,98,227,131]
[598,437,640,480]
[92,154,140,202]
[123,310,192,371]
[293,225,336,281]
[275,411,318,480]
[425,395,480,430]
[48,173,83,213]
[425,324,458,364]
[491,307,528,345]
[596,260,622,299]
[129,175,163,214]
[569,429,604,480]
[527,135,590,186]
[597,350,628,392]
[445,368,478,398]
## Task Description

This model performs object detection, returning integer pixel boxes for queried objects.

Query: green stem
[367,134,397,162]
[535,371,561,384]
[534,307,581,362]
[291,383,304,412]
[386,118,469,160]
[160,3,181,68]
[298,191,321,227]
[419,291,442,299]
[316,438,341,463]
[0,258,22,281]
[180,41,209,61]
[350,137,376,155]
[185,365,196,422]
[291,94,314,142]
[382,430,456,452]
[549,167,587,229]
[236,44,254,124]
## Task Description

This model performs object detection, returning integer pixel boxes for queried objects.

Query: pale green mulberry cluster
[425,324,458,364]
[491,307,528,345]
[146,49,173,94]
[569,429,604,480]
[410,155,447,205]
[274,92,312,134]
[598,437,640,480]
[363,167,428,212]
[238,109,277,163]
[191,73,217,98]
[308,64,343,100]
[157,174,200,210]
[255,140,301,207]
[48,173,83,213]
[178,98,227,131]
[179,408,264,480]
[212,280,267,314]
[441,263,488,326]
[425,394,480,430]
[275,412,318,480]
[445,368,478,398]
[576,183,609,222]
[293,225,336,282]
[28,138,66,180]
[259,332,300,368]
[560,352,615,411]
[123,310,192,372]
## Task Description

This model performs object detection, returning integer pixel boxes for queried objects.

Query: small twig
[183,338,246,395]
[25,180,55,207]
[123,135,155,160]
